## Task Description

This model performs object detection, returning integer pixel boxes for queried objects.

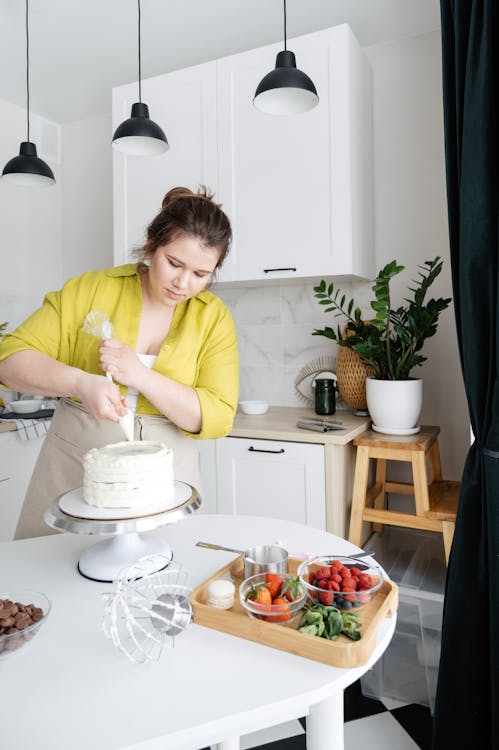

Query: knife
[296,420,344,432]
[300,417,344,426]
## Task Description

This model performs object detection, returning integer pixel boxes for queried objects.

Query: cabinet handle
[0,477,10,483]
[248,446,285,454]
[263,267,297,273]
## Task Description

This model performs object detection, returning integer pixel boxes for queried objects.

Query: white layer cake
[83,441,174,509]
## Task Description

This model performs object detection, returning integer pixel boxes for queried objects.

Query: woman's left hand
[99,339,147,388]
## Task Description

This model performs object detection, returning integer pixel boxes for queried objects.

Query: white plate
[58,481,193,521]
[372,424,421,436]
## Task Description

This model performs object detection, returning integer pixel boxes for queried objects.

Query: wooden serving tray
[190,556,398,668]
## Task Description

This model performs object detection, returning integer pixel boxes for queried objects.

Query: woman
[0,186,239,539]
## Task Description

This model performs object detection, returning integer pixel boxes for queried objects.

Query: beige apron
[14,397,202,540]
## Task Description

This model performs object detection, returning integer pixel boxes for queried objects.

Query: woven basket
[336,330,374,411]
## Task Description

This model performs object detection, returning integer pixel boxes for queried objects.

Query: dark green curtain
[434,1,498,747]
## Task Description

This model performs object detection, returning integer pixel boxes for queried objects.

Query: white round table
[0,514,396,750]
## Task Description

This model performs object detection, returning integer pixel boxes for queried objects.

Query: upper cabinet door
[216,24,374,283]
[112,62,218,265]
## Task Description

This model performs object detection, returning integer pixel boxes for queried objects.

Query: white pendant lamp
[2,0,55,187]
[254,0,319,115]
[112,0,169,156]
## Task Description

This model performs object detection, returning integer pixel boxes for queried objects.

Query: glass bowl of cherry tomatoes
[239,572,307,625]
[297,556,384,610]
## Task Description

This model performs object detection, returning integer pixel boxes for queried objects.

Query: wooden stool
[348,426,460,564]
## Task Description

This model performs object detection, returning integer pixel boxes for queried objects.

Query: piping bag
[82,311,135,441]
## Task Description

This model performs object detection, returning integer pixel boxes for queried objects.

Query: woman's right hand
[73,372,127,421]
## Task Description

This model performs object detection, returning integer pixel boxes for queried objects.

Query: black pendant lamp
[254,0,319,115]
[112,0,169,156]
[2,0,55,187]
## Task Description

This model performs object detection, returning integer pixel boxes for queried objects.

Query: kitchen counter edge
[230,406,370,445]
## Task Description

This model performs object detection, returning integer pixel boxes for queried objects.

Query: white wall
[61,114,113,279]
[0,107,113,326]
[366,31,468,477]
[0,98,63,330]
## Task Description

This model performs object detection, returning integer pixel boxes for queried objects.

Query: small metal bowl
[243,544,288,578]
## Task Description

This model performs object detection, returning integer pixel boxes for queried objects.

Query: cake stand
[44,481,201,583]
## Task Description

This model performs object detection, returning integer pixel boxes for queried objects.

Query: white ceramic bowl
[238,400,269,415]
[8,400,43,414]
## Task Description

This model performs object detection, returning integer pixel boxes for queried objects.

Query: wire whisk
[102,556,192,663]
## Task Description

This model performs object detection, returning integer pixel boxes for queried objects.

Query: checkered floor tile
[200,680,433,749]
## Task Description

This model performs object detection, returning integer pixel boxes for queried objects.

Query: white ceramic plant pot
[366,377,423,435]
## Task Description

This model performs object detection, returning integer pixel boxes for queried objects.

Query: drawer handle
[263,267,297,273]
[248,446,285,454]
[0,477,10,483]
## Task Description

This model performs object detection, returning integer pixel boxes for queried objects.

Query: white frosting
[83,440,174,509]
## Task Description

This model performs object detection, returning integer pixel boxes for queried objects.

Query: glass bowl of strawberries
[239,572,307,625]
[297,556,384,610]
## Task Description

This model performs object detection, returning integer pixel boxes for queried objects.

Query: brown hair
[137,186,232,270]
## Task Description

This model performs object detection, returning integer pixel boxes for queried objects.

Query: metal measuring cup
[195,541,288,577]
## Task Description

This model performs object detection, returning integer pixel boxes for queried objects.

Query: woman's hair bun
[137,184,231,271]
[161,185,214,209]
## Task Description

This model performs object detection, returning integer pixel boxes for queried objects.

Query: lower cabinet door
[215,437,326,530]
[0,433,45,541]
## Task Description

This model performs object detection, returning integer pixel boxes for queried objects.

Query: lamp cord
[283,0,287,51]
[25,0,30,142]
[137,0,142,103]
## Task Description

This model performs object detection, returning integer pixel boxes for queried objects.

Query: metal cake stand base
[44,481,201,583]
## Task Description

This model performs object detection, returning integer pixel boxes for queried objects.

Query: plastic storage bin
[360,527,445,714]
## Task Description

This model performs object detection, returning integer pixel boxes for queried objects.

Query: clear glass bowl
[297,556,384,610]
[239,572,307,625]
[0,590,51,659]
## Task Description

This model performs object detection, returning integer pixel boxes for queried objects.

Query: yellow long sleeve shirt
[0,264,239,440]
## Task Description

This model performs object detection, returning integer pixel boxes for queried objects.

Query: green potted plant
[312,257,451,434]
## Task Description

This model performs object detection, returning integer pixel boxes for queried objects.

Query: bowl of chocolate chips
[0,590,51,658]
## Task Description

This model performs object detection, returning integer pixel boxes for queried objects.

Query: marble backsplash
[213,278,373,407]
[0,279,374,409]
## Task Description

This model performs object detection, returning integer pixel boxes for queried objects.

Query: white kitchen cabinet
[197,438,218,515]
[216,24,374,284]
[215,436,326,530]
[112,62,218,265]
[204,407,371,537]
[112,24,374,281]
[0,432,45,541]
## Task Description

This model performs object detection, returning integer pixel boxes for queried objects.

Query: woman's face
[144,234,221,307]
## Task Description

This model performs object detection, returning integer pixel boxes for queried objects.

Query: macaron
[205,579,235,609]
